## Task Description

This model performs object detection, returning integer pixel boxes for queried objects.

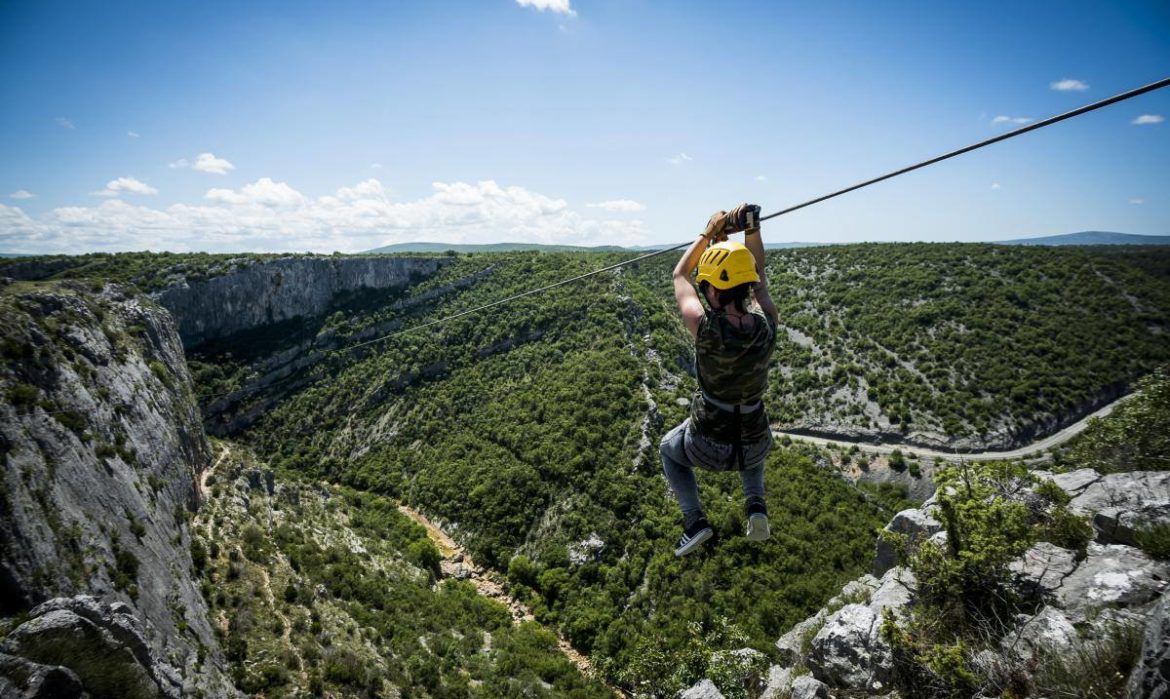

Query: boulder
[0,596,186,699]
[1126,589,1170,699]
[1001,606,1078,662]
[759,665,792,699]
[775,610,828,666]
[870,567,915,613]
[1069,472,1170,545]
[0,653,88,699]
[807,604,889,689]
[1055,543,1170,623]
[790,675,830,699]
[678,678,724,699]
[1009,542,1079,596]
[875,509,943,577]
[1040,468,1102,497]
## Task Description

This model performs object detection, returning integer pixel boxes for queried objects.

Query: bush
[191,538,208,572]
[911,461,1034,618]
[1135,522,1170,560]
[6,383,38,407]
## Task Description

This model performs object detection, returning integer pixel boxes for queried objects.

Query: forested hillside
[7,244,1167,695]
[168,243,1169,693]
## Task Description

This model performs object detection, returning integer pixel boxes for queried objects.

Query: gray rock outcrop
[0,284,236,695]
[678,678,725,699]
[789,675,830,699]
[1009,541,1079,596]
[804,567,915,690]
[154,255,449,347]
[1054,542,1170,622]
[1071,471,1170,546]
[1,596,176,698]
[874,507,942,577]
[1127,588,1170,699]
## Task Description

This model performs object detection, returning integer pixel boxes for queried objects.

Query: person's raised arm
[736,205,779,324]
[673,212,726,339]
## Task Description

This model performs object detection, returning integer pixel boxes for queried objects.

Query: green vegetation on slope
[1052,365,1170,474]
[763,244,1170,441]
[177,243,1169,694]
[55,242,1166,696]
[197,445,609,698]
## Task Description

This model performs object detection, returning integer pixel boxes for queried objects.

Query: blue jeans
[660,420,767,524]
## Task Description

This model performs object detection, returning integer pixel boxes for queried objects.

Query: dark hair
[699,281,755,313]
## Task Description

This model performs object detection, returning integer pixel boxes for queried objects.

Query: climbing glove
[703,211,730,243]
[727,203,762,234]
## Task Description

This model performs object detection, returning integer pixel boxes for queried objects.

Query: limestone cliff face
[0,280,235,696]
[153,255,450,347]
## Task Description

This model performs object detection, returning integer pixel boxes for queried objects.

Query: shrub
[908,460,1034,624]
[190,538,208,572]
[1135,522,1170,560]
[6,383,38,407]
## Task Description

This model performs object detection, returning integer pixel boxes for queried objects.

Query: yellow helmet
[695,241,760,290]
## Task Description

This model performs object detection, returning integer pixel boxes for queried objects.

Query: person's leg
[740,461,770,541]
[660,422,703,524]
[739,461,765,505]
[661,421,712,555]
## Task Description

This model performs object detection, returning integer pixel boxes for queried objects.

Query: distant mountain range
[996,231,1170,246]
[5,232,1167,260]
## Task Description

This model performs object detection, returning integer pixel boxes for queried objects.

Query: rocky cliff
[0,280,236,697]
[153,255,449,347]
[681,466,1170,699]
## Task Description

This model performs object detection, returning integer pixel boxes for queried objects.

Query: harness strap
[732,405,744,469]
[701,391,762,413]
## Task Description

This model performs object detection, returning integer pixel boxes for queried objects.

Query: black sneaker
[746,498,770,542]
[675,516,713,557]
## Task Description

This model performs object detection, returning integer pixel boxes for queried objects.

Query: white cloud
[755,175,767,182]
[193,152,235,175]
[206,178,304,207]
[127,131,140,138]
[0,178,649,254]
[991,183,1001,190]
[1051,78,1089,92]
[168,152,236,174]
[586,199,646,212]
[1133,114,1164,125]
[516,0,576,16]
[991,115,1034,125]
[55,117,75,129]
[10,190,35,200]
[91,177,158,197]
[668,153,693,166]
[370,163,383,170]
[1130,198,1145,205]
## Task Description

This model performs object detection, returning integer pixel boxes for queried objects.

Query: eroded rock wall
[153,255,449,347]
[0,281,236,696]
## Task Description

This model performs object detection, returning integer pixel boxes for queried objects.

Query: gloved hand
[726,203,761,234]
[703,211,729,242]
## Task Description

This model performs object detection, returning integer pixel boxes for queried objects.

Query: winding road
[773,392,1134,462]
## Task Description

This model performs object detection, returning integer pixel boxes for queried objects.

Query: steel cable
[202,76,1170,401]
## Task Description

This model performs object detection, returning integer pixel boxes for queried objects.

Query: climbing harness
[203,76,1170,402]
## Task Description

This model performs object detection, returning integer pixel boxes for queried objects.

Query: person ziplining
[661,203,778,556]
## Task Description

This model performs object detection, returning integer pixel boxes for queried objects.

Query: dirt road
[775,392,1133,461]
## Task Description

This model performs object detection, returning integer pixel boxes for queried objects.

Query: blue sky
[1,0,1168,253]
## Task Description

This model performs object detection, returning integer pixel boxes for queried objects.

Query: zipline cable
[203,76,1169,402]
[758,76,1170,222]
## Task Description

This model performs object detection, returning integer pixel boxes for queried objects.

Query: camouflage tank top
[690,308,776,444]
